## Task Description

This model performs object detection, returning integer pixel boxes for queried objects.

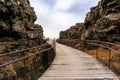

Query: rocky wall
[0,0,43,53]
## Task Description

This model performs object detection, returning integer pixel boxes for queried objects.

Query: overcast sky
[29,0,100,38]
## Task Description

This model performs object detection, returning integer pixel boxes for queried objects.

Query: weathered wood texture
[38,43,118,80]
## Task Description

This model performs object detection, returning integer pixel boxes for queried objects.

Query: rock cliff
[0,0,43,53]
[60,23,84,39]
[59,0,120,42]
[82,0,120,42]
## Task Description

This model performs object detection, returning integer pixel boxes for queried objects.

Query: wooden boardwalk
[38,43,118,80]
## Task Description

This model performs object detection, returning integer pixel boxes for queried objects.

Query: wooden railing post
[40,46,43,66]
[23,59,28,80]
[96,48,98,58]
[48,49,50,65]
[86,44,88,54]
[54,41,56,55]
[109,50,111,69]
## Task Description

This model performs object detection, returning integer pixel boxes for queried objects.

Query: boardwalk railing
[0,41,56,80]
[83,40,120,68]
[58,39,120,75]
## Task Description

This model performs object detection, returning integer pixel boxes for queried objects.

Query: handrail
[83,40,120,52]
[84,42,120,54]
[58,39,120,69]
[0,43,49,57]
[59,39,120,46]
[59,39,120,53]
[84,40,120,47]
[0,46,54,67]
[0,40,56,80]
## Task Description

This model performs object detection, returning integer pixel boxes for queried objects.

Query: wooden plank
[38,43,119,80]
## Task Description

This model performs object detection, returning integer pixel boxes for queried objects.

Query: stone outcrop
[82,0,120,42]
[0,0,43,53]
[59,0,120,42]
[0,0,45,79]
[60,23,84,39]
